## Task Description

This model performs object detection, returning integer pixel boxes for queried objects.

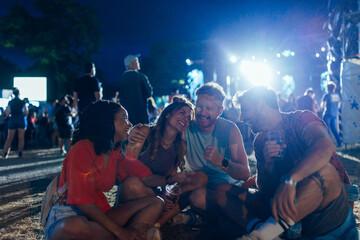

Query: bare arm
[127,125,150,158]
[94,91,100,100]
[73,91,78,109]
[271,122,335,222]
[204,124,250,180]
[5,106,10,118]
[225,124,250,180]
[288,122,335,182]
[23,104,28,116]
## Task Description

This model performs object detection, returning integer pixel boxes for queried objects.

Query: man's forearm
[289,138,334,183]
[224,161,250,181]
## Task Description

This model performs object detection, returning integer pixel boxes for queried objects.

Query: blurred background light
[13,77,47,101]
[240,61,272,86]
[315,53,320,58]
[230,56,237,63]
[276,53,281,58]
[321,47,326,52]
[185,58,192,66]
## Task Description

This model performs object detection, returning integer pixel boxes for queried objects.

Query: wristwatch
[221,158,229,170]
[280,175,297,187]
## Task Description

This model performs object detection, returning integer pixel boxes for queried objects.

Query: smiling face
[195,94,223,132]
[114,107,132,144]
[167,106,192,132]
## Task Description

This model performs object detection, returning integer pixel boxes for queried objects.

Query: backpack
[40,174,67,227]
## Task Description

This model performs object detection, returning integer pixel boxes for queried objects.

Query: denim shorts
[303,206,359,240]
[8,116,27,130]
[44,204,85,240]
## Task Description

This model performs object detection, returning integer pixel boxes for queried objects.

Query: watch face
[222,159,229,168]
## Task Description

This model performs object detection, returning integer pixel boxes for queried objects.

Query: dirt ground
[0,146,359,240]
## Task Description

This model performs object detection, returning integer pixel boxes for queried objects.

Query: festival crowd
[3,55,358,240]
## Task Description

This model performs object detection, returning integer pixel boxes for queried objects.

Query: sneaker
[336,143,344,150]
[236,230,264,240]
[3,152,8,159]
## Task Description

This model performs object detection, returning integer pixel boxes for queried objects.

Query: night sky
[0,0,330,93]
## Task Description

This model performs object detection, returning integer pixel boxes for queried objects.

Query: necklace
[161,141,173,147]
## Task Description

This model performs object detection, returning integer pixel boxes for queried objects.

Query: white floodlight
[321,47,326,52]
[240,61,272,86]
[13,77,47,101]
[315,53,320,58]
[276,53,281,58]
[291,51,295,56]
[185,59,192,66]
[230,56,237,63]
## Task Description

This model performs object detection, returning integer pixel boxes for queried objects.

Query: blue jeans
[304,206,359,240]
[323,115,342,146]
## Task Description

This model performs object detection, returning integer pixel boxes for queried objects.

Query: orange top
[59,139,152,213]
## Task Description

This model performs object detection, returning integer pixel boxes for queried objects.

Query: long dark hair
[140,96,194,171]
[72,100,122,155]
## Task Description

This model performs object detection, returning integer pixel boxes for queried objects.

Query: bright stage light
[321,47,326,52]
[240,61,272,86]
[185,59,192,66]
[13,77,47,101]
[291,51,295,56]
[315,53,320,58]
[0,98,9,110]
[276,53,281,58]
[230,56,237,63]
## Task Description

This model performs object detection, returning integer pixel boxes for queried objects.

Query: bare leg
[51,215,115,240]
[59,138,64,153]
[4,129,16,156]
[107,195,163,227]
[17,128,25,153]
[65,138,71,153]
[117,176,155,204]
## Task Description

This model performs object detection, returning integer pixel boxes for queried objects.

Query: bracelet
[280,175,297,187]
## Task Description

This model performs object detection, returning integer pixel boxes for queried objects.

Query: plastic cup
[267,130,285,158]
[164,183,181,203]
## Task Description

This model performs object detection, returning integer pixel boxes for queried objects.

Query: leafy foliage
[0,0,102,100]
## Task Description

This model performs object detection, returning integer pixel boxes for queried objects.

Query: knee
[189,188,207,209]
[149,196,165,211]
[213,183,230,207]
[121,176,147,195]
[196,171,208,187]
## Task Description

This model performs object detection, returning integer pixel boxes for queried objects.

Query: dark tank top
[9,97,25,116]
[139,143,177,176]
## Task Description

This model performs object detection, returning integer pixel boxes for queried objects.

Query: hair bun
[171,95,187,103]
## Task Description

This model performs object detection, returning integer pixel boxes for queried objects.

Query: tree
[0,0,102,100]
[0,56,22,89]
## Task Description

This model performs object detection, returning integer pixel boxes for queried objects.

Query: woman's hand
[161,194,179,212]
[128,124,148,145]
